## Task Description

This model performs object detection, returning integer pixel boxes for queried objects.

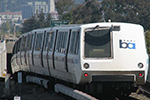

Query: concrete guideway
[55,84,99,100]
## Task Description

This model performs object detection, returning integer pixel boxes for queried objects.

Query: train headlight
[138,63,144,68]
[84,63,90,69]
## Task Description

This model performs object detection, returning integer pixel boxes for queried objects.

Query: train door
[16,38,21,70]
[28,33,35,67]
[54,29,71,72]
[11,42,18,73]
[33,31,44,68]
[20,36,26,67]
[25,34,29,65]
[41,31,46,67]
[67,30,80,73]
[42,30,51,75]
[24,34,31,71]
[48,29,58,69]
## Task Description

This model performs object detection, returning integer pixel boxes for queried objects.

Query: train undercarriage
[12,71,138,97]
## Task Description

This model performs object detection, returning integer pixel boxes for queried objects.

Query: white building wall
[49,0,55,13]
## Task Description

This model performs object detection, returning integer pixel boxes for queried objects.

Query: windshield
[84,29,112,58]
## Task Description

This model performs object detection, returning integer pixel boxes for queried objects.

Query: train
[11,22,149,95]
[0,37,7,78]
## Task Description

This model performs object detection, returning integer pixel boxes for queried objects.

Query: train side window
[15,42,18,53]
[13,43,17,54]
[25,35,29,51]
[59,32,63,52]
[69,31,79,54]
[63,32,68,50]
[17,39,21,52]
[26,35,30,50]
[55,32,61,52]
[21,36,26,51]
[49,32,55,51]
[75,31,80,54]
[20,37,24,51]
[69,32,75,54]
[29,34,34,50]
[55,31,68,53]
[17,41,19,53]
[44,32,51,51]
[35,33,43,51]
[27,35,31,50]
[24,37,27,51]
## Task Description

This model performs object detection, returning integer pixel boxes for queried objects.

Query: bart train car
[11,22,149,94]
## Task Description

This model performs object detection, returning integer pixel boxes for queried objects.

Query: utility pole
[14,23,16,36]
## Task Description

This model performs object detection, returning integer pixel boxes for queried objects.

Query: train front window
[84,28,111,58]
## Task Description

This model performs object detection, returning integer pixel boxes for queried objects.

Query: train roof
[54,22,143,29]
[19,22,143,39]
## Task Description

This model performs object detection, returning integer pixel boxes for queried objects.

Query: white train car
[0,37,7,77]
[11,22,149,94]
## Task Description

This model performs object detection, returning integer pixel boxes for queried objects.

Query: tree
[146,30,150,54]
[55,0,75,19]
[45,13,52,27]
[37,9,45,28]
[21,15,38,33]
[1,21,10,34]
[61,12,73,24]
[64,0,102,24]
[101,0,150,30]
[21,12,53,33]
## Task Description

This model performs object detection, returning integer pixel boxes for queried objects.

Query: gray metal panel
[92,75,134,82]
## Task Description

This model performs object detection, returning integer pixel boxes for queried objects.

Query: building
[0,12,22,23]
[48,0,55,13]
[22,1,48,19]
[22,0,56,19]
[22,3,33,19]
[33,1,48,14]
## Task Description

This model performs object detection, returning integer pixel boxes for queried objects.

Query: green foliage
[101,0,150,30]
[37,9,45,28]
[146,31,150,54]
[1,21,13,34]
[60,0,102,24]
[45,13,52,27]
[61,12,73,24]
[21,13,52,33]
[21,16,38,33]
[1,20,21,35]
[1,21,10,33]
[55,0,75,19]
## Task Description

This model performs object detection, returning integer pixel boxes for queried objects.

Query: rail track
[0,77,149,100]
[140,80,150,96]
[54,83,144,100]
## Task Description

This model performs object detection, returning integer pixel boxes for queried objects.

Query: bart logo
[119,40,135,49]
